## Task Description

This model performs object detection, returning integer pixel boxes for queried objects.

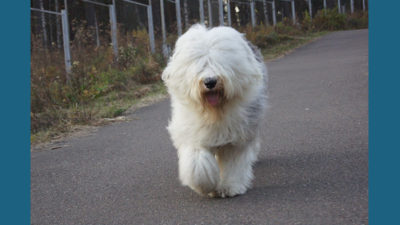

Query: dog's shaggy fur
[162,24,267,197]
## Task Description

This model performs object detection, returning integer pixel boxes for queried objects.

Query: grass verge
[261,32,327,60]
[31,10,367,146]
[31,82,166,145]
[31,31,325,146]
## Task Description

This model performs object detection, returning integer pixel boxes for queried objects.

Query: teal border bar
[369,0,400,224]
[1,0,400,224]
[0,1,30,224]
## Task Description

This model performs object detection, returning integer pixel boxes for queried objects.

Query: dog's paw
[209,184,248,198]
[216,184,247,198]
[207,190,230,198]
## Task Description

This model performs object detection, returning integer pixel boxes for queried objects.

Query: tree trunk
[211,2,219,25]
[94,10,100,47]
[284,2,290,21]
[183,0,189,30]
[39,0,48,48]
[263,0,269,26]
[55,0,62,48]
[48,0,54,48]
[234,3,240,26]
[240,4,249,26]
[134,5,144,27]
[207,0,212,27]
[84,3,96,26]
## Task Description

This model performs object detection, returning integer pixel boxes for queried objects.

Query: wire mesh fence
[31,0,368,80]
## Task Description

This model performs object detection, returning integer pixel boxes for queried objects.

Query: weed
[31,11,368,144]
[313,8,347,31]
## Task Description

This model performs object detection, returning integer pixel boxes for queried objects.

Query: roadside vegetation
[31,9,368,145]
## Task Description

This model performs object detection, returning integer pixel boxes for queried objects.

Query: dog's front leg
[215,139,260,197]
[178,146,220,196]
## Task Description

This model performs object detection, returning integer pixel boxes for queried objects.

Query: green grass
[261,32,328,60]
[31,10,367,145]
[30,31,324,145]
[31,81,167,144]
[31,32,325,145]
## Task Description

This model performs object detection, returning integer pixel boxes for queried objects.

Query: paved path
[31,30,368,224]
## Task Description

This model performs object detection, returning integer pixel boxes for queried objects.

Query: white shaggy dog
[162,24,267,197]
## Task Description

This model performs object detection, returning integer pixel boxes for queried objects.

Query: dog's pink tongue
[206,93,219,106]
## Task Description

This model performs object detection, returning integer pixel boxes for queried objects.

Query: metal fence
[31,7,72,80]
[31,0,368,79]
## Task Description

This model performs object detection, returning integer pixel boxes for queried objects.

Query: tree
[183,0,189,30]
[263,0,269,25]
[55,0,62,48]
[39,0,48,48]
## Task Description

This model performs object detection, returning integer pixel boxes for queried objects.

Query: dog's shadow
[176,148,367,203]
[249,149,368,201]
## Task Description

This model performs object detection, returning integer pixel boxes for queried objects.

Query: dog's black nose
[204,77,217,89]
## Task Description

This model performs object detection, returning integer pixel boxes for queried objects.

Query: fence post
[338,0,341,13]
[323,0,327,10]
[227,0,231,26]
[207,0,212,27]
[94,13,100,47]
[218,0,224,25]
[291,0,296,25]
[61,9,71,81]
[160,0,168,57]
[250,0,255,28]
[199,0,204,24]
[350,0,354,13]
[362,0,365,11]
[175,0,182,35]
[64,0,70,71]
[147,1,155,53]
[64,0,70,40]
[109,4,118,61]
[272,0,276,26]
[308,0,312,21]
[64,0,68,14]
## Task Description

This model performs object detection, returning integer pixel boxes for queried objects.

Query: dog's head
[162,24,265,114]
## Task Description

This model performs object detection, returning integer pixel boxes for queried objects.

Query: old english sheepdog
[162,24,267,197]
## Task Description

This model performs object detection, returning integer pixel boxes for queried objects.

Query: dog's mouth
[204,91,223,106]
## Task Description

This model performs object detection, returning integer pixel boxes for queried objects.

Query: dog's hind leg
[215,138,260,197]
[178,146,220,196]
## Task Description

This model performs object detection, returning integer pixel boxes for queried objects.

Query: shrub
[240,25,284,48]
[31,25,163,135]
[275,18,302,36]
[313,8,346,31]
[301,11,313,32]
[31,10,369,137]
[118,44,138,70]
[346,11,368,29]
[128,55,162,84]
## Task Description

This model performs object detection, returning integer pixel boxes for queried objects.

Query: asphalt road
[31,29,368,225]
